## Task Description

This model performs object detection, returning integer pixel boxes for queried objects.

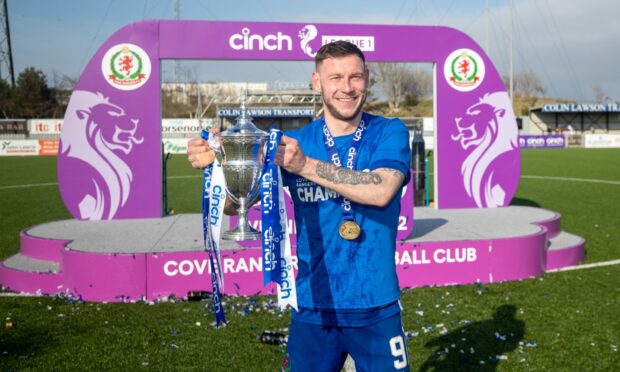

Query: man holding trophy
[188,41,411,371]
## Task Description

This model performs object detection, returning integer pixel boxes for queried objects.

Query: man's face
[312,55,369,123]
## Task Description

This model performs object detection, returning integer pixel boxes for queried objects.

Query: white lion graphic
[451,92,518,208]
[60,90,143,220]
[299,25,318,58]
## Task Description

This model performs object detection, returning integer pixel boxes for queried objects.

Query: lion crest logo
[60,90,144,220]
[451,91,518,208]
[298,25,318,58]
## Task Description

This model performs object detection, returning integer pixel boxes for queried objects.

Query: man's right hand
[187,138,215,169]
[187,128,220,169]
[187,129,241,215]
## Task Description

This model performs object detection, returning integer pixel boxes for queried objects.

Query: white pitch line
[0,292,38,297]
[4,175,617,191]
[547,259,620,273]
[521,175,620,185]
[168,175,201,179]
[0,182,58,190]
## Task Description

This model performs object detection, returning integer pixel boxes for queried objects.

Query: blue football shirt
[282,112,411,324]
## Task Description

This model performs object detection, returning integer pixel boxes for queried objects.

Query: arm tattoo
[377,168,405,184]
[316,161,382,185]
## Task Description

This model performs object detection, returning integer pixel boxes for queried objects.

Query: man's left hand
[275,135,307,175]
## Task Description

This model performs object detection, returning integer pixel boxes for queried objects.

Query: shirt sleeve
[369,118,412,185]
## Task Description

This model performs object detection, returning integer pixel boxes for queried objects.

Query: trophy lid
[219,92,267,138]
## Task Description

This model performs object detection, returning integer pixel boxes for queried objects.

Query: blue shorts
[282,313,410,371]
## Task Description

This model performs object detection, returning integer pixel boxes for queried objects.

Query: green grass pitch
[0,148,619,370]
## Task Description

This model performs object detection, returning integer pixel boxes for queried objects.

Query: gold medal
[338,220,361,240]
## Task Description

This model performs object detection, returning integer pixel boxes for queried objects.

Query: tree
[50,70,77,118]
[503,70,547,115]
[0,79,13,118]
[370,63,432,112]
[403,68,432,106]
[370,63,409,112]
[515,70,546,98]
[12,67,55,118]
[592,85,610,104]
[503,70,546,99]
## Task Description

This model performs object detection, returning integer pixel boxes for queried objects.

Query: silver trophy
[216,95,267,240]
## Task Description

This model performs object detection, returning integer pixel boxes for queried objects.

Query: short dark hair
[314,40,366,68]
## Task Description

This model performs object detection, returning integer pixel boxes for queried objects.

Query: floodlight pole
[0,0,15,87]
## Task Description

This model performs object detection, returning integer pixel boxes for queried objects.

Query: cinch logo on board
[101,43,151,91]
[444,48,485,92]
[229,27,293,51]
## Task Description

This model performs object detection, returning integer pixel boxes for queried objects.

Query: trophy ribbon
[201,129,227,327]
[321,118,368,240]
[261,127,298,310]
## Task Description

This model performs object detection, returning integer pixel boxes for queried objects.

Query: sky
[4,0,620,102]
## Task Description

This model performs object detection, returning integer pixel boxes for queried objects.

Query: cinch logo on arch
[228,27,294,51]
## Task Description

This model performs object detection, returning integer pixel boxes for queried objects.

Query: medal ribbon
[261,127,298,310]
[200,130,227,327]
[321,118,367,222]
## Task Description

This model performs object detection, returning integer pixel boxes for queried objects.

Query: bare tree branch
[369,63,432,112]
